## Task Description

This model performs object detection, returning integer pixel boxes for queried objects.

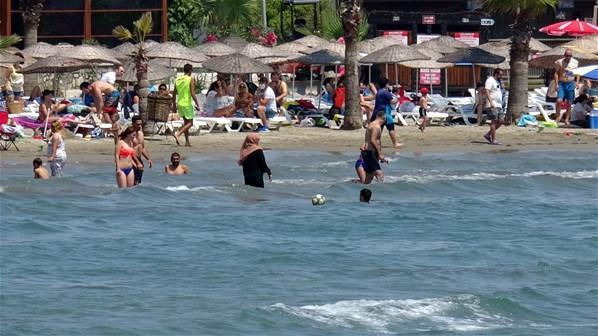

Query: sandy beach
[1,125,596,166]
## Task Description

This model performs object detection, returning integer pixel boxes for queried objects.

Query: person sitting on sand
[360,188,372,203]
[32,158,49,180]
[238,133,271,188]
[165,152,189,175]
[80,81,121,141]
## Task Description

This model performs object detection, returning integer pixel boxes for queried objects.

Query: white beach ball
[311,194,326,206]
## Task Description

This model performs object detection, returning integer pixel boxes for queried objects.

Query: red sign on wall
[453,32,480,47]
[382,30,409,45]
[419,69,441,85]
[422,15,436,25]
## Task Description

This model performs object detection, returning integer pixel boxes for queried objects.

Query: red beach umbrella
[539,19,598,37]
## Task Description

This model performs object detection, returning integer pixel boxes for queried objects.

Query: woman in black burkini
[238,133,271,188]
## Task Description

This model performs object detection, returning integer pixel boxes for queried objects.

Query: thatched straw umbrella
[529,46,598,68]
[294,49,346,108]
[22,42,57,59]
[195,41,235,57]
[222,36,248,50]
[401,49,454,94]
[239,43,287,59]
[416,36,470,55]
[119,59,174,82]
[563,35,598,55]
[57,44,121,65]
[357,36,400,54]
[437,47,505,89]
[201,53,273,74]
[112,42,137,57]
[146,42,208,64]
[360,45,430,86]
[292,35,330,49]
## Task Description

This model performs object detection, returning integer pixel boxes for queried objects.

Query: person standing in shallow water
[165,152,189,175]
[238,133,271,188]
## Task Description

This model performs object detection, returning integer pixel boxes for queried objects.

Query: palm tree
[484,0,557,124]
[113,12,153,132]
[19,0,44,48]
[341,0,362,130]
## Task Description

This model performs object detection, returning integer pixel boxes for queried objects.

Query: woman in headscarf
[238,134,271,188]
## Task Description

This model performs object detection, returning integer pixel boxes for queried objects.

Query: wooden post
[84,0,91,40]
[162,0,168,42]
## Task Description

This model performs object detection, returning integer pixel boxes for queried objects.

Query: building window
[92,11,162,36]
[92,0,162,10]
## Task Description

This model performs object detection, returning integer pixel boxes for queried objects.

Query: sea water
[1,150,596,336]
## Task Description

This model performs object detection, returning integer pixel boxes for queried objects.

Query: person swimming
[165,152,189,175]
[360,188,372,203]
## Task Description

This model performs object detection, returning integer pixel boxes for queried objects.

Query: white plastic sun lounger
[193,117,232,133]
[228,117,262,132]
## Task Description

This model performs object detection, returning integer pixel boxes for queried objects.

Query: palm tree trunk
[341,0,362,130]
[506,13,531,125]
[20,0,44,48]
[136,62,152,134]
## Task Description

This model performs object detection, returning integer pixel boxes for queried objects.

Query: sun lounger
[0,112,19,151]
[193,117,232,133]
[228,117,262,132]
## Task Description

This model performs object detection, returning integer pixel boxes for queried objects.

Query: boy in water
[362,111,389,184]
[165,152,189,175]
[360,188,372,203]
[33,158,49,180]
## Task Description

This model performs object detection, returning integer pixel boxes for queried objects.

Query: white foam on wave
[0,186,4,193]
[270,178,333,186]
[320,160,351,167]
[384,170,598,184]
[267,294,511,333]
[165,185,222,192]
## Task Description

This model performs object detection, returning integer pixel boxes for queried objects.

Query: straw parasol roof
[54,43,74,53]
[112,42,137,56]
[292,35,330,49]
[437,47,505,64]
[529,46,598,68]
[58,44,121,65]
[357,36,400,54]
[20,56,89,74]
[401,49,453,69]
[239,43,286,58]
[477,42,511,69]
[257,53,303,65]
[324,41,345,55]
[294,49,344,65]
[563,35,598,55]
[360,45,430,64]
[153,58,203,69]
[201,53,273,74]
[274,41,316,55]
[0,50,24,64]
[195,41,235,57]
[119,59,174,82]
[146,42,208,63]
[222,36,248,50]
[22,42,57,58]
[496,38,551,53]
[416,36,470,55]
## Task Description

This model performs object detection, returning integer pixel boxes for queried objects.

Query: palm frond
[484,0,558,17]
[0,34,22,49]
[134,12,154,42]
[113,26,133,41]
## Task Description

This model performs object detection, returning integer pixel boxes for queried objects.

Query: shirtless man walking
[80,81,121,141]
[361,111,388,184]
[554,48,579,125]
[164,152,189,175]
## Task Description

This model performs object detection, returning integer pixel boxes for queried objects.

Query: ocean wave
[384,170,598,184]
[267,294,512,333]
[164,185,223,192]
[270,179,334,186]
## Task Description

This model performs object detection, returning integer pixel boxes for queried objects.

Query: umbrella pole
[292,64,296,99]
[368,65,371,84]
[472,64,476,92]
[416,68,419,92]
[385,63,388,79]
[310,66,313,96]
[44,70,57,138]
[318,66,324,111]
[394,63,398,85]
[444,68,448,96]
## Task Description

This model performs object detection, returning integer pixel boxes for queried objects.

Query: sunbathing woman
[115,127,140,188]
[233,82,254,117]
[37,90,68,135]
